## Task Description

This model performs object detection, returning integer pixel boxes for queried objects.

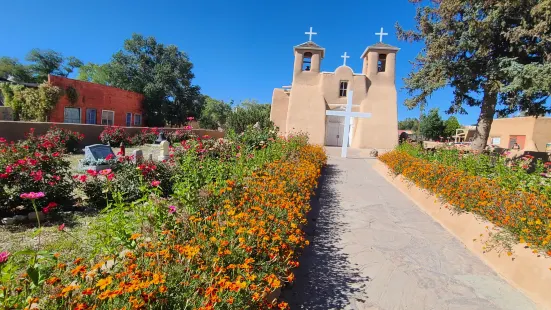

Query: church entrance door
[325,115,344,147]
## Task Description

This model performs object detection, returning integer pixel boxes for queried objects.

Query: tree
[199,96,232,130]
[26,49,83,81]
[108,34,202,126]
[226,100,272,133]
[398,117,419,131]
[419,108,444,141]
[443,116,461,138]
[0,57,33,82]
[397,0,551,151]
[76,63,112,85]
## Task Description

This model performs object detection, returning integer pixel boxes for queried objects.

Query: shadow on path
[281,164,371,309]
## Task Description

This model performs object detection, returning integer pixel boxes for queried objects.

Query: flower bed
[379,149,551,252]
[0,127,81,215]
[0,132,326,309]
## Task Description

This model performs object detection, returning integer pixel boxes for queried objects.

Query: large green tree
[26,49,83,81]
[443,116,461,138]
[398,117,419,131]
[108,34,203,126]
[77,63,112,85]
[0,57,33,82]
[397,0,551,151]
[226,100,272,133]
[199,96,232,130]
[420,108,444,140]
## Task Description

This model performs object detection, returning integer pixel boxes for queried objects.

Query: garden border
[373,159,551,309]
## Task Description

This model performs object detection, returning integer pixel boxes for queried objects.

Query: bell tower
[293,27,325,77]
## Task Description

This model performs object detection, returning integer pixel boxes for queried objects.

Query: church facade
[270,32,400,150]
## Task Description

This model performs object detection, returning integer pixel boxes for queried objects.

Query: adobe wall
[488,117,538,150]
[0,121,224,150]
[270,89,290,134]
[532,118,551,151]
[48,75,144,126]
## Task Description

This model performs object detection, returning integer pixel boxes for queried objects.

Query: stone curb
[373,160,551,310]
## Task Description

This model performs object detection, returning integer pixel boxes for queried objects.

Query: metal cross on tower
[325,90,372,158]
[375,27,388,42]
[305,27,317,41]
[341,52,350,66]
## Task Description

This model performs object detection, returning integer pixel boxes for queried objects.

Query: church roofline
[360,42,400,58]
[294,41,325,58]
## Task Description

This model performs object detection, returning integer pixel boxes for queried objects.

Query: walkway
[281,147,536,310]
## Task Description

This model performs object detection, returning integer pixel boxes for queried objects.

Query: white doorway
[325,114,344,146]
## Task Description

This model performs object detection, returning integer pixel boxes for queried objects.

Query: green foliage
[108,34,203,127]
[0,57,33,83]
[396,0,551,150]
[65,86,78,105]
[443,116,461,138]
[419,108,444,140]
[398,117,419,131]
[0,82,62,121]
[76,62,112,85]
[25,49,83,82]
[199,96,232,130]
[226,100,273,133]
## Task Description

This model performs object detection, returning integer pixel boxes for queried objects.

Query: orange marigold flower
[45,276,61,285]
[70,265,86,276]
[96,276,113,290]
[82,288,94,295]
[159,285,168,293]
[130,233,142,240]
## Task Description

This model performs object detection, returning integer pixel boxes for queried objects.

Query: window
[491,137,501,146]
[101,110,115,126]
[126,112,132,127]
[134,114,142,126]
[302,52,312,71]
[377,54,387,72]
[86,109,96,124]
[339,81,348,97]
[64,108,81,124]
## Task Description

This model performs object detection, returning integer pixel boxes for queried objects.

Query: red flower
[58,223,65,231]
[79,175,87,182]
[105,154,114,160]
[28,159,38,166]
[86,170,98,177]
[106,173,115,181]
[151,180,161,187]
[52,152,60,157]
[0,137,6,143]
[0,173,7,179]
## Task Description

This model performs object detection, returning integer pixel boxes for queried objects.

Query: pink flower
[20,192,45,200]
[168,205,176,214]
[151,180,161,187]
[58,223,65,231]
[0,138,6,144]
[0,251,10,264]
[187,117,195,121]
[99,169,112,176]
[30,170,44,181]
[106,173,115,181]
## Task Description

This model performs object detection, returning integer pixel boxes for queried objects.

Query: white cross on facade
[375,27,388,42]
[305,27,317,41]
[326,90,371,158]
[341,52,350,66]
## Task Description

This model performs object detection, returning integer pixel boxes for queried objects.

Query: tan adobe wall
[0,121,224,149]
[488,117,537,150]
[270,89,289,134]
[532,118,551,151]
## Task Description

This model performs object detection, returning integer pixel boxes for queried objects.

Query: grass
[0,213,96,267]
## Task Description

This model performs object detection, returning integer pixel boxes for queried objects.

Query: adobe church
[270,27,399,150]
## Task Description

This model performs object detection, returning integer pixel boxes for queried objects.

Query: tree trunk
[471,91,497,152]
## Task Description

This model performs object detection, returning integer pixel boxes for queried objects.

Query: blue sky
[0,0,482,124]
